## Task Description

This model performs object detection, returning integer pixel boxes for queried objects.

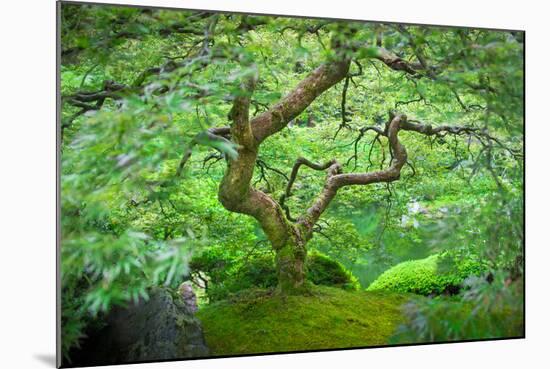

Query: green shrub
[191,250,359,301]
[231,255,278,291]
[307,251,360,290]
[366,253,482,295]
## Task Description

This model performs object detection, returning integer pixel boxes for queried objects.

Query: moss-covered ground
[196,286,414,356]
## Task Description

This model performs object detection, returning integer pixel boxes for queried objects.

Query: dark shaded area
[66,288,208,367]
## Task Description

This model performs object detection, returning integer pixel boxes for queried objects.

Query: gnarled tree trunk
[274,228,307,293]
[195,39,484,294]
[214,59,352,294]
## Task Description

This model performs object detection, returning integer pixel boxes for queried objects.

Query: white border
[1,0,548,368]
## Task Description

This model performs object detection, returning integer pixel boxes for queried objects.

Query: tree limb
[251,60,351,143]
[278,157,339,222]
[369,47,422,75]
[217,73,298,250]
[298,114,408,236]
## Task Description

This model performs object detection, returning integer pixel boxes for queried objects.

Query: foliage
[386,190,524,341]
[61,229,203,359]
[190,251,277,302]
[197,286,409,355]
[59,2,524,359]
[390,273,524,343]
[307,251,360,290]
[366,253,484,295]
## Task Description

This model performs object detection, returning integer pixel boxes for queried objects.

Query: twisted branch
[298,114,408,236]
[278,157,339,222]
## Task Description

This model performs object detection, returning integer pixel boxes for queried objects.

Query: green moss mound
[367,254,482,296]
[196,286,410,356]
[307,251,360,290]
[192,251,358,301]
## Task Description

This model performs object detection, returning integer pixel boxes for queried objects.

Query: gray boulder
[71,287,209,366]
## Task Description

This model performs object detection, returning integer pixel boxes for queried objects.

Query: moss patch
[196,286,411,356]
[367,253,483,296]
[307,251,360,290]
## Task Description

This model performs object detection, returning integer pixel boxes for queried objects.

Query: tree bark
[274,228,308,294]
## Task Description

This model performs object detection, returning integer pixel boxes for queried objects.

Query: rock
[178,282,198,313]
[70,287,209,366]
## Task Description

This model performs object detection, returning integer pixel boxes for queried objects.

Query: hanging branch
[345,126,385,169]
[333,76,352,139]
